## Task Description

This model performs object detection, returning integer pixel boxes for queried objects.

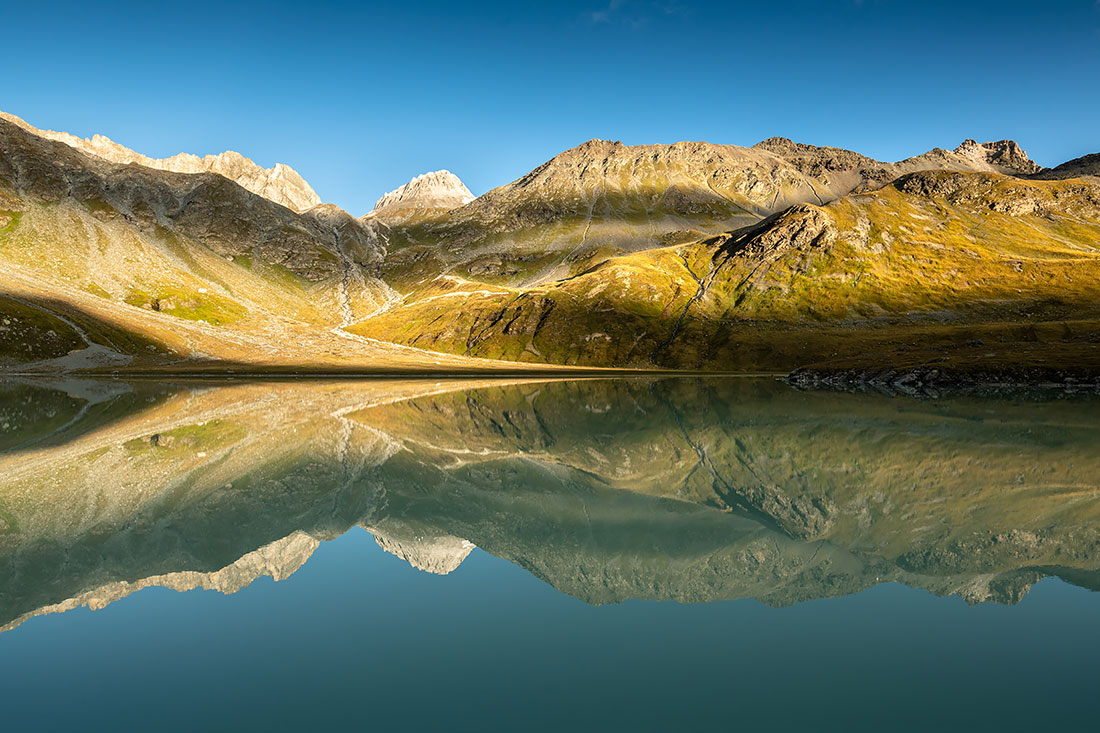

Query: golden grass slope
[352,171,1100,372]
[0,119,584,374]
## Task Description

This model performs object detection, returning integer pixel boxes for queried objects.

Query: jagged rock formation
[366,170,474,224]
[1,532,321,632]
[0,112,321,212]
[945,138,1042,175]
[756,136,1041,183]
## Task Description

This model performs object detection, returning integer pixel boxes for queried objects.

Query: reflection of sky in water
[2,528,1098,731]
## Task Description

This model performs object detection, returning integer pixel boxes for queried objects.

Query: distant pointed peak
[369,169,474,220]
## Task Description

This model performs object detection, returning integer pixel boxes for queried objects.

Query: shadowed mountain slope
[1033,152,1100,181]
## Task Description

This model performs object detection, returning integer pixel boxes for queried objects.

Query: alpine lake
[1,375,1098,731]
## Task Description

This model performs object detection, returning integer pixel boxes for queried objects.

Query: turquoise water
[0,377,1098,731]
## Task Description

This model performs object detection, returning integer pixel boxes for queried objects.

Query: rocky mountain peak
[952,138,1041,175]
[752,137,803,155]
[752,137,883,175]
[0,111,322,212]
[367,169,474,222]
[575,138,624,152]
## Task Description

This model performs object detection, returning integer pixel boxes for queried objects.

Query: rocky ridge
[440,135,1045,229]
[0,116,383,280]
[0,112,322,212]
[379,135,1053,293]
[1033,152,1100,180]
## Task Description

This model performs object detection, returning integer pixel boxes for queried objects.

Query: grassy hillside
[3,112,1097,377]
[0,119,560,374]
[353,171,1100,374]
[377,137,1043,294]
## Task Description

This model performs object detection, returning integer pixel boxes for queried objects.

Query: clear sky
[3,1,1098,214]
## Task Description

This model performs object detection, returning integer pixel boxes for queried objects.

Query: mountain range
[2,111,1099,379]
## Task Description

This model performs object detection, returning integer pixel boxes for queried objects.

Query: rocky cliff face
[366,170,474,224]
[0,112,322,212]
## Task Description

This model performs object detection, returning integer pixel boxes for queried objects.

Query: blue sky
[3,0,1098,214]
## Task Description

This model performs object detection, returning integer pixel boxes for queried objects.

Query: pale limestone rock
[366,170,474,222]
[950,138,1041,175]
[0,111,321,212]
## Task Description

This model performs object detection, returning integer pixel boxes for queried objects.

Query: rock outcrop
[946,138,1042,175]
[0,111,322,212]
[756,136,1043,188]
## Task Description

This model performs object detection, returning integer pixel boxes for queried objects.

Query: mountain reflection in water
[1,375,1099,632]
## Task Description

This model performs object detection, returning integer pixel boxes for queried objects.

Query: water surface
[1,376,1098,730]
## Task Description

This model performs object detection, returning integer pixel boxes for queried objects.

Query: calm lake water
[1,376,1098,731]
